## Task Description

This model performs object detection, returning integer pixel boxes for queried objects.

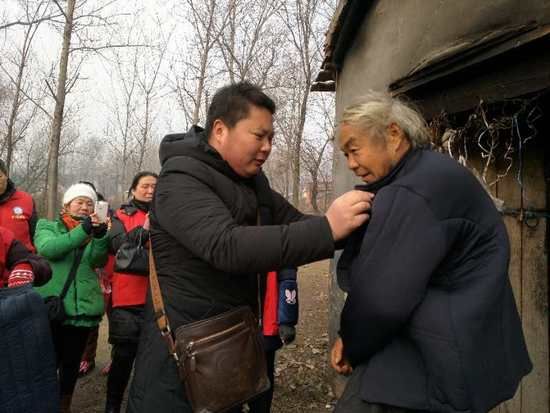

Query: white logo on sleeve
[285,289,297,305]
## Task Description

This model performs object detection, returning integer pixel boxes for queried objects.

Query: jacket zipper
[185,321,247,371]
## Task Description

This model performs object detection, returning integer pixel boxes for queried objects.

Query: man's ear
[209,119,228,148]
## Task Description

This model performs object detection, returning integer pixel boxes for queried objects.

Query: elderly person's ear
[387,123,407,150]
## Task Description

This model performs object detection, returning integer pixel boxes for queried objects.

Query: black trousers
[51,324,91,396]
[107,306,144,406]
[247,349,276,412]
[334,365,427,413]
[107,342,139,405]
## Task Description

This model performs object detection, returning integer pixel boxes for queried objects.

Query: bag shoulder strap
[148,241,179,362]
[59,247,85,300]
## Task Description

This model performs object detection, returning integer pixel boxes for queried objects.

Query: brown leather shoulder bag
[148,245,270,413]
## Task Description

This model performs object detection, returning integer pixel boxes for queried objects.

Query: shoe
[100,361,112,376]
[78,360,95,377]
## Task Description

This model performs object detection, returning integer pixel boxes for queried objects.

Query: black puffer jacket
[128,126,335,412]
[338,148,532,413]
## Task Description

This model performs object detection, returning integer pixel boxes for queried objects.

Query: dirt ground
[72,259,337,412]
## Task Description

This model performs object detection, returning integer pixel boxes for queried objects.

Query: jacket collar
[160,125,250,182]
[120,199,150,216]
[354,147,419,194]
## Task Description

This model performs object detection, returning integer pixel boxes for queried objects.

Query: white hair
[340,91,431,148]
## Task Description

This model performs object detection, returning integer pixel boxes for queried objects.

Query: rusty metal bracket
[500,207,550,228]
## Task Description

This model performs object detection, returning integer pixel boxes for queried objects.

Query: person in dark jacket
[127,82,372,413]
[105,171,157,413]
[0,225,57,413]
[0,159,38,252]
[331,91,532,413]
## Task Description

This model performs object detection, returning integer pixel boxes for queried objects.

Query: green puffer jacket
[34,217,109,328]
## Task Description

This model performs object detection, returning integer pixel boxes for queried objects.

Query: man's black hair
[205,82,276,138]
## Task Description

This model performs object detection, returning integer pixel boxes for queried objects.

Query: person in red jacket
[0,225,56,412]
[105,171,158,413]
[0,159,38,252]
[255,267,299,412]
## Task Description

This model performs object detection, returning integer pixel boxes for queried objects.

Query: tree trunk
[192,0,217,125]
[45,0,76,218]
[310,175,320,213]
[5,63,24,174]
[137,94,150,171]
[4,17,36,175]
[291,86,310,207]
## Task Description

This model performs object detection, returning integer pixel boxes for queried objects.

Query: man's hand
[331,337,353,375]
[325,190,373,241]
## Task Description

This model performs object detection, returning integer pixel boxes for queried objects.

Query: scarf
[131,198,151,213]
[60,212,91,245]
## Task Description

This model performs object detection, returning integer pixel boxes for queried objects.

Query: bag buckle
[160,324,171,336]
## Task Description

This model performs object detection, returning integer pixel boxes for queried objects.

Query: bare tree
[45,0,76,218]
[275,0,323,207]
[0,0,63,31]
[0,0,52,173]
[135,25,171,171]
[216,0,281,87]
[171,0,228,127]
[44,0,140,217]
[103,47,139,201]
[301,92,334,212]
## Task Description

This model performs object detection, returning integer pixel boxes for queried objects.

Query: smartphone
[95,201,109,223]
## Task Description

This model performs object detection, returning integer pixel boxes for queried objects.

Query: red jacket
[0,185,36,252]
[110,204,149,307]
[263,271,279,336]
[0,226,51,287]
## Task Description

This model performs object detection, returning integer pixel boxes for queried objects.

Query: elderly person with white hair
[331,92,532,413]
[34,182,110,413]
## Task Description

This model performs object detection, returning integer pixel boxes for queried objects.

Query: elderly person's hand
[325,190,373,241]
[331,337,353,375]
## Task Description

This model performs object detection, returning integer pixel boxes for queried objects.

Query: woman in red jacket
[105,171,157,413]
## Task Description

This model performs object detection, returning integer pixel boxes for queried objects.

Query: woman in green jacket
[34,183,109,413]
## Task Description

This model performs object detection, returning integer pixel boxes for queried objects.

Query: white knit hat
[62,183,98,206]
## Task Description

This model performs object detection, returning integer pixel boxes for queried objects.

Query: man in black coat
[331,92,532,413]
[127,82,373,413]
